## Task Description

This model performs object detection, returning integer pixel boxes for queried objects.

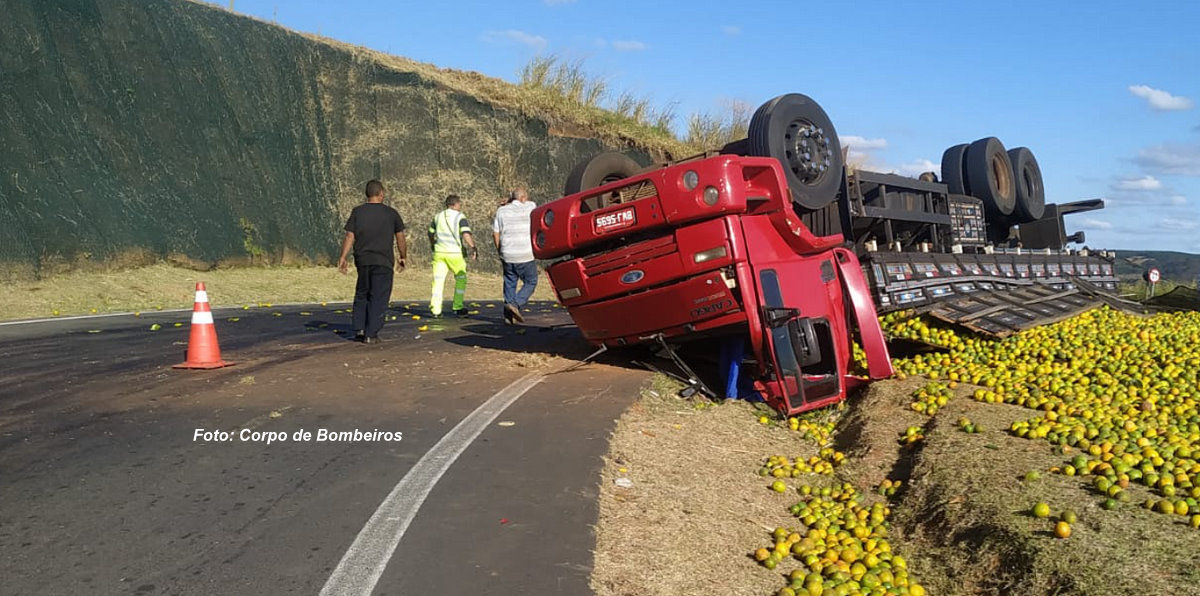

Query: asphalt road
[0,300,646,595]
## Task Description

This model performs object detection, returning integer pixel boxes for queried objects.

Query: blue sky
[225,0,1200,253]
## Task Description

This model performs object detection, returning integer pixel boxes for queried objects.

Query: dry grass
[889,390,1200,596]
[832,378,1200,596]
[591,378,814,596]
[0,263,556,321]
[593,372,1200,596]
[305,38,694,161]
[686,100,753,149]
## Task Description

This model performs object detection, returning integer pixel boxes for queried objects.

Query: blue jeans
[503,260,538,309]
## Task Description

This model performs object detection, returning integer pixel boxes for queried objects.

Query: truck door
[756,268,842,413]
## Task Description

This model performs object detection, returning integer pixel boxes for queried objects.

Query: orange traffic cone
[174,282,233,369]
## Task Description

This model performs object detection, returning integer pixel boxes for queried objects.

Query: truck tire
[747,93,843,211]
[563,152,642,196]
[940,144,969,194]
[964,137,1016,218]
[1007,147,1045,222]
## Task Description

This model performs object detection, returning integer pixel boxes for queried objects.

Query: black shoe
[454,308,469,317]
[363,336,383,345]
[431,313,443,319]
[355,331,366,342]
[504,303,525,324]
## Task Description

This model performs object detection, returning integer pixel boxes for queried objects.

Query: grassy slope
[874,383,1200,596]
[592,375,1200,596]
[0,263,555,321]
[191,1,695,162]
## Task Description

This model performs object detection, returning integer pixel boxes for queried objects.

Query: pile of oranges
[884,307,1200,524]
[753,483,925,596]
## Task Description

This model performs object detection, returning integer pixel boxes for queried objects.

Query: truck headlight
[702,186,719,206]
[536,231,546,248]
[542,209,555,227]
[559,287,581,300]
[682,170,699,190]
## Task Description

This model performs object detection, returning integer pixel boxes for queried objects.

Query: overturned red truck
[531,93,1117,415]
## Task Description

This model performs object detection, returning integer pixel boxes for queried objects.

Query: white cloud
[837,136,939,178]
[1079,218,1115,230]
[839,135,888,150]
[1112,175,1164,191]
[1134,143,1200,176]
[1169,195,1189,205]
[895,159,940,177]
[840,136,887,168]
[1157,218,1199,231]
[611,40,647,51]
[1128,85,1194,111]
[721,25,742,36]
[481,29,547,50]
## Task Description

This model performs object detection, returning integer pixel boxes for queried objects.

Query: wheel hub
[784,119,833,184]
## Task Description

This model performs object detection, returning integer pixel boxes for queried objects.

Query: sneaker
[363,336,383,345]
[431,313,443,319]
[504,303,525,324]
[454,308,469,317]
[354,331,366,342]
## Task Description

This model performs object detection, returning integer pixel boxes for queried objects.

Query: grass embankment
[593,307,1200,596]
[0,263,556,321]
[300,38,696,161]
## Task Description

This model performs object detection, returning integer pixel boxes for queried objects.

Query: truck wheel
[1007,147,1045,222]
[563,152,642,196]
[964,137,1016,218]
[940,144,969,194]
[747,93,843,211]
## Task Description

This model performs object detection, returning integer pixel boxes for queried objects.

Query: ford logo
[620,270,645,284]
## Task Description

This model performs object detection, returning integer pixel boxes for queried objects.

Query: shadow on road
[439,301,662,375]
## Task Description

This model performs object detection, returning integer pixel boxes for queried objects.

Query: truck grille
[579,179,658,213]
[581,235,677,277]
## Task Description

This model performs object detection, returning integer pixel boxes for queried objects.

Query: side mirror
[790,317,822,367]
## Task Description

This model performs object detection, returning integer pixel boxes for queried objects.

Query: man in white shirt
[492,188,538,324]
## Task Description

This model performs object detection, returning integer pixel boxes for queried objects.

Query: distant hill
[1114,250,1200,283]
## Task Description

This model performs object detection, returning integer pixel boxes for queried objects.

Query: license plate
[593,206,637,234]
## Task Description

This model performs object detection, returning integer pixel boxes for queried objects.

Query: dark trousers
[502,260,538,309]
[352,264,394,338]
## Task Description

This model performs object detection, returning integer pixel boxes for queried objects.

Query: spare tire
[563,152,642,196]
[747,93,843,210]
[964,137,1016,218]
[940,144,969,195]
[1007,147,1045,222]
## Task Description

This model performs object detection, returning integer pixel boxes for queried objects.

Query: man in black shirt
[337,180,407,344]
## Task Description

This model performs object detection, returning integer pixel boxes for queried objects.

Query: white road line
[319,372,544,596]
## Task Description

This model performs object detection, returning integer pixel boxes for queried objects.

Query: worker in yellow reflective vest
[427,194,478,317]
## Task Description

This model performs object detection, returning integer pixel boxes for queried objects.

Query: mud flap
[833,247,894,380]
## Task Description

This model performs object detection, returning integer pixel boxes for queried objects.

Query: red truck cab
[531,153,892,415]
